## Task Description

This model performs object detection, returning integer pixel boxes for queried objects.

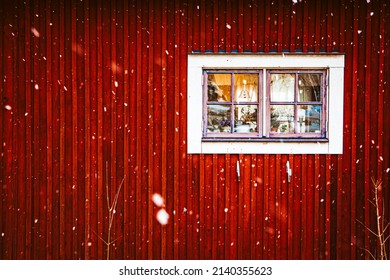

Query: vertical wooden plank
[96,0,104,260]
[251,0,258,52]
[71,0,78,260]
[250,154,257,258]
[264,154,269,259]
[289,0,296,52]
[275,154,281,259]
[84,0,91,260]
[173,0,180,259]
[377,0,385,189]
[264,0,270,52]
[109,0,118,260]
[88,0,98,259]
[301,154,307,259]
[46,0,53,260]
[32,0,41,259]
[302,0,309,52]
[224,154,231,259]
[363,1,371,259]
[254,155,263,259]
[23,0,32,260]
[179,0,189,260]
[277,0,284,53]
[123,0,130,260]
[225,0,231,52]
[15,2,27,259]
[147,0,154,260]
[128,0,137,260]
[115,0,125,259]
[212,154,218,259]
[292,155,301,259]
[268,155,275,259]
[76,1,86,260]
[165,0,175,259]
[242,155,252,259]
[325,155,331,259]
[64,0,73,259]
[313,154,320,259]
[280,155,288,259]
[349,0,359,260]
[199,154,205,259]
[242,0,251,51]
[2,4,14,259]
[160,0,167,259]
[135,0,142,260]
[0,1,4,260]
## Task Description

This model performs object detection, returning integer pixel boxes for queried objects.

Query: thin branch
[359,247,376,260]
[91,229,109,246]
[356,219,379,237]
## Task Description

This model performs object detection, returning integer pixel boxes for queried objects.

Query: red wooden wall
[1,0,389,260]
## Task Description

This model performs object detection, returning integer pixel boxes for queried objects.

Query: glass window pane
[234,74,258,102]
[298,105,321,133]
[298,74,322,102]
[207,105,231,133]
[270,105,295,133]
[270,74,295,102]
[234,105,258,133]
[207,74,231,102]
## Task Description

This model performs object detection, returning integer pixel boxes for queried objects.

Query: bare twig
[92,161,125,260]
[359,178,389,260]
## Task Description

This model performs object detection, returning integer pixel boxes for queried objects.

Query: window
[204,70,327,139]
[188,54,344,154]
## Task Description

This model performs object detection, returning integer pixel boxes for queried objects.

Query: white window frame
[187,53,345,154]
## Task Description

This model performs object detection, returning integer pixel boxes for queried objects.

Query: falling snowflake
[35,84,39,90]
[226,23,231,29]
[156,209,169,225]
[31,27,40,37]
[114,81,118,88]
[4,105,12,111]
[152,193,164,207]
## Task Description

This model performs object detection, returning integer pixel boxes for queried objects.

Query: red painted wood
[1,0,389,260]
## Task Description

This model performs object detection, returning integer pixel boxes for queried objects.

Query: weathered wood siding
[1,0,389,259]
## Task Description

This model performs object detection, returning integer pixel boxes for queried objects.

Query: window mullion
[230,73,234,133]
[263,69,267,137]
[294,73,299,134]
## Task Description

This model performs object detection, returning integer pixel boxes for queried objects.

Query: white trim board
[187,53,345,154]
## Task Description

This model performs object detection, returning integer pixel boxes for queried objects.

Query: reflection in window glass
[298,105,321,133]
[207,105,231,133]
[234,105,258,133]
[298,74,322,102]
[234,74,258,102]
[270,105,295,133]
[270,74,294,102]
[207,74,231,102]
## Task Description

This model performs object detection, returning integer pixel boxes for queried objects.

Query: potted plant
[235,107,253,132]
[219,119,231,132]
